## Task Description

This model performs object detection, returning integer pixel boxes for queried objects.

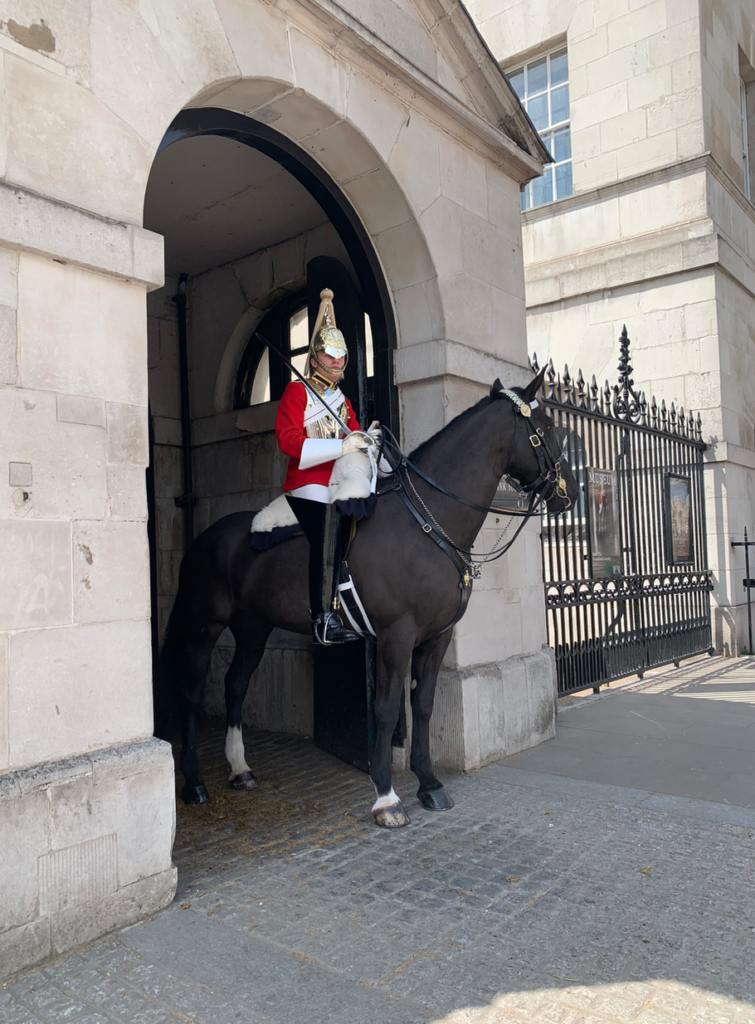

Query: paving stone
[14,985,89,1020]
[3,699,755,1023]
[0,1000,46,1024]
[68,1015,114,1024]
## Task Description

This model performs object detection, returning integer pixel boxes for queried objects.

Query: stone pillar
[0,185,176,982]
[390,135,556,771]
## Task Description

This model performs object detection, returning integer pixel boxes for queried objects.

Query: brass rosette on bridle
[309,288,348,379]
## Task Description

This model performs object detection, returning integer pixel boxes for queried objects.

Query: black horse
[154,371,578,827]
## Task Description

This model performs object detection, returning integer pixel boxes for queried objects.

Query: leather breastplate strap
[394,480,472,638]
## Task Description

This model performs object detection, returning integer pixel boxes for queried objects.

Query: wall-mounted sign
[664,473,693,564]
[587,467,622,578]
[492,476,524,511]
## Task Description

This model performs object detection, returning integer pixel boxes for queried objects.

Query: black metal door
[306,256,375,772]
[538,328,713,695]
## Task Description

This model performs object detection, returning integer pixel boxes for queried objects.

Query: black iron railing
[535,327,713,695]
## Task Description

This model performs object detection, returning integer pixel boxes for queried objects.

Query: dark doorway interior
[143,109,397,771]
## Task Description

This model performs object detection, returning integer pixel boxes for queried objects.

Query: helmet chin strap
[311,353,346,382]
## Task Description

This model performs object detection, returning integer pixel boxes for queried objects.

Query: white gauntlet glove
[367,421,393,477]
[342,431,372,456]
[367,420,383,445]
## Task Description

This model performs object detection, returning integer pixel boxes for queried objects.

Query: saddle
[249,448,380,637]
[249,445,379,550]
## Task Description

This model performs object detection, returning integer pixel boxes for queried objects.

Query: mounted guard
[274,288,378,645]
[156,350,579,818]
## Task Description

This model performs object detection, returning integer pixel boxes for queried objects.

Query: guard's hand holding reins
[342,431,373,456]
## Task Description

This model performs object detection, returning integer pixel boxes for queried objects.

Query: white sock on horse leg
[225,725,251,778]
[372,787,399,811]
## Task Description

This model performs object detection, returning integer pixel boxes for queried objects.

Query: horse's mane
[408,394,495,462]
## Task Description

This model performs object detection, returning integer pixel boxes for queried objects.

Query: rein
[378,395,569,559]
[374,392,570,636]
[379,403,568,523]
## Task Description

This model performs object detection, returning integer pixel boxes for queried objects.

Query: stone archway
[142,97,424,755]
[172,80,448,380]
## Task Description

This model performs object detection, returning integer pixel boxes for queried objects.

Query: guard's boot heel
[314,612,360,645]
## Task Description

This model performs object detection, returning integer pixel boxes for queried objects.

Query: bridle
[380,387,570,536]
[496,389,570,508]
[376,388,571,635]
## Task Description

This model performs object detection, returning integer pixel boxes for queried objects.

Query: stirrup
[313,612,360,645]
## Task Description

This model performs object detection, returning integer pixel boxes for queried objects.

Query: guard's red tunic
[276,380,360,493]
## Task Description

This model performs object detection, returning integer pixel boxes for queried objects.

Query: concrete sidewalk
[2,658,755,1024]
[503,655,755,817]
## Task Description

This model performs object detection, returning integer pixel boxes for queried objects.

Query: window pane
[551,84,569,125]
[553,125,571,162]
[509,68,525,100]
[528,57,547,96]
[289,306,308,350]
[290,351,308,380]
[555,161,573,199]
[520,187,530,211]
[365,314,374,377]
[250,348,271,406]
[527,93,549,131]
[550,49,568,87]
[532,167,554,207]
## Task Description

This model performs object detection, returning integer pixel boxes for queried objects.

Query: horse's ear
[520,366,546,403]
[490,378,504,397]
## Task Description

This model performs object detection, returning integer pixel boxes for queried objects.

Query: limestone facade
[467,0,755,655]
[0,0,552,979]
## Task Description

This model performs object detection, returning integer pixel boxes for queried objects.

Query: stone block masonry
[0,0,552,980]
[467,0,755,652]
[0,738,176,982]
[0,208,173,979]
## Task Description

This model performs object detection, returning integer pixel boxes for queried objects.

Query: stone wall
[469,0,755,653]
[468,0,704,189]
[700,0,755,192]
[0,740,176,980]
[0,220,176,980]
[0,0,548,978]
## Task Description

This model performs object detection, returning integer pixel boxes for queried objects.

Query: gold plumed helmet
[308,288,348,378]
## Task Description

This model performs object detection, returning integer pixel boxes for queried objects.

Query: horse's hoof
[229,771,256,792]
[373,802,411,828]
[418,786,454,811]
[182,783,209,805]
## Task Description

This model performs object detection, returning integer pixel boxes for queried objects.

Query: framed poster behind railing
[586,467,622,578]
[664,473,693,565]
[492,476,524,512]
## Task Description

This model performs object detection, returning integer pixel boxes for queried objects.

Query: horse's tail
[153,607,187,742]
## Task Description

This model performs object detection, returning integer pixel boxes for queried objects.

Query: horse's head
[491,369,579,515]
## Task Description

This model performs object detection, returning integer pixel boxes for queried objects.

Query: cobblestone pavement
[3,679,755,1024]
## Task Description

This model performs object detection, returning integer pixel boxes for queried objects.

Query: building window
[247,306,308,405]
[509,48,573,210]
[741,78,751,202]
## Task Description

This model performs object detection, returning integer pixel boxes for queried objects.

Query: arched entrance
[144,107,398,768]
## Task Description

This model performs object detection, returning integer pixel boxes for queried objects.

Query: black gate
[536,328,713,695]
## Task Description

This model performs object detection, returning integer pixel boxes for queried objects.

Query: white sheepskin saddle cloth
[250,448,378,549]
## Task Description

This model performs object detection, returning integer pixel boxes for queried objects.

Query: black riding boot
[285,496,359,644]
